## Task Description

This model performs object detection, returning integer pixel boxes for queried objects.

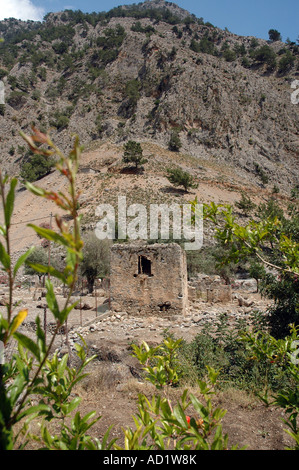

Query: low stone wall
[188,274,232,303]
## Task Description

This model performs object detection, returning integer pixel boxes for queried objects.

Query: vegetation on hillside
[122,140,148,170]
[190,190,299,339]
[0,5,297,111]
[166,166,198,192]
[0,1,298,449]
[0,3,298,189]
[0,130,297,450]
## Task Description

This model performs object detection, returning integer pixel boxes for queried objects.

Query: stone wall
[110,243,188,316]
[188,274,232,303]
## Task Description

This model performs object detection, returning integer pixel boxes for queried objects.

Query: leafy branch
[195,200,299,276]
[0,128,99,449]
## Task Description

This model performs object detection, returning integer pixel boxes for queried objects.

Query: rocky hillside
[0,0,298,194]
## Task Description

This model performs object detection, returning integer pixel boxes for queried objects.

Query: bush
[0,68,7,80]
[180,313,291,392]
[0,131,89,450]
[96,24,126,50]
[222,48,236,62]
[80,232,111,293]
[124,79,141,109]
[20,152,55,182]
[52,114,69,130]
[131,21,155,34]
[7,91,27,109]
[190,36,216,55]
[166,167,198,192]
[261,272,299,338]
[24,246,49,284]
[52,41,68,54]
[254,163,269,185]
[186,243,246,282]
[243,326,299,449]
[50,107,74,130]
[168,131,182,151]
[127,338,239,450]
[197,198,299,339]
[254,45,277,70]
[278,51,295,74]
[235,192,256,216]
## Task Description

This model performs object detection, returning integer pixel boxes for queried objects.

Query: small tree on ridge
[122,140,147,170]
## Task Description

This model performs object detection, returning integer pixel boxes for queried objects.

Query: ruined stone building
[110,243,188,316]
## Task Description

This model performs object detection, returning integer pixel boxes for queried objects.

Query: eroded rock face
[0,5,298,191]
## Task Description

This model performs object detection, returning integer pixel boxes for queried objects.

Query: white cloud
[0,0,45,21]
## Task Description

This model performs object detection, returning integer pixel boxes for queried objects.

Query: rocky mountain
[121,0,194,20]
[0,0,298,194]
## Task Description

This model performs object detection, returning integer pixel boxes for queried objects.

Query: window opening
[138,255,152,276]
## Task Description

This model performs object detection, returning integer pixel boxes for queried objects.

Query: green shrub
[241,56,251,68]
[7,91,27,109]
[190,36,216,55]
[195,198,299,339]
[20,153,55,182]
[254,45,277,69]
[166,167,198,192]
[80,232,111,293]
[49,107,74,130]
[124,79,141,108]
[278,51,295,74]
[0,68,7,80]
[31,89,41,101]
[131,21,155,34]
[222,48,236,62]
[254,163,269,185]
[96,24,126,50]
[0,131,88,450]
[168,131,182,151]
[242,325,299,449]
[24,246,49,284]
[235,192,256,216]
[261,272,299,338]
[179,314,291,392]
[52,41,68,54]
[127,338,240,450]
[51,114,69,130]
[186,243,246,282]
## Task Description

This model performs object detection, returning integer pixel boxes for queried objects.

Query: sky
[0,0,298,42]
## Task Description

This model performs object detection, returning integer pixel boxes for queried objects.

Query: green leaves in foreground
[0,129,86,450]
[125,339,241,450]
[196,200,299,275]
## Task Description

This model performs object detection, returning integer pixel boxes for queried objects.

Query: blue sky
[1,0,298,42]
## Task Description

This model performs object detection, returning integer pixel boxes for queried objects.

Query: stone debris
[56,297,269,356]
[3,275,272,360]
